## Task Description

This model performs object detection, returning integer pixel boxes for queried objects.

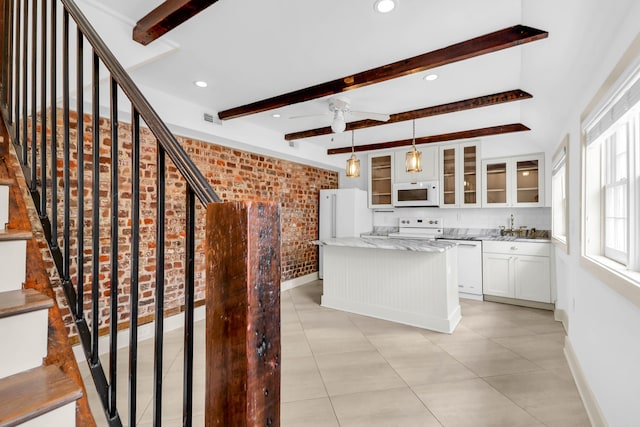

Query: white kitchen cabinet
[368,151,394,208]
[440,239,483,299]
[481,153,544,207]
[394,145,439,183]
[440,141,481,208]
[482,240,551,303]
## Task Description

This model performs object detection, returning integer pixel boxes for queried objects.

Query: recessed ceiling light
[374,0,397,13]
[194,80,208,88]
[424,74,438,81]
[272,113,281,118]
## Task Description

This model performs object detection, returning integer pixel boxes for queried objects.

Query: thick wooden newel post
[205,201,281,426]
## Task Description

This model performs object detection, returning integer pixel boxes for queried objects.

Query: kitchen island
[315,237,461,333]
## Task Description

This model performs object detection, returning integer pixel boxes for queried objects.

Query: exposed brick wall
[31,111,337,335]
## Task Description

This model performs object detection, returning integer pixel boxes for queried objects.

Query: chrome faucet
[501,214,517,236]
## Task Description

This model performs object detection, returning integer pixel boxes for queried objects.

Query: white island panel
[321,244,461,333]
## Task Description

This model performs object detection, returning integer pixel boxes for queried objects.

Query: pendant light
[346,130,360,178]
[405,119,422,173]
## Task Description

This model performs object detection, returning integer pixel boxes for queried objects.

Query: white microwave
[392,181,439,207]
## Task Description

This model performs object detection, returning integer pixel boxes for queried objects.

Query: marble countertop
[313,237,455,253]
[361,227,551,243]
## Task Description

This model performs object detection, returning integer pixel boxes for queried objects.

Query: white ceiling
[78,0,638,162]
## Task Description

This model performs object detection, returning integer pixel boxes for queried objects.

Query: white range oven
[387,217,443,240]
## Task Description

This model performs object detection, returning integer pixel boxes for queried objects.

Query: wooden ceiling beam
[327,123,530,155]
[285,89,532,141]
[133,0,220,46]
[218,25,548,120]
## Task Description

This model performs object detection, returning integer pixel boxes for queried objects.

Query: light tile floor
[81,280,590,426]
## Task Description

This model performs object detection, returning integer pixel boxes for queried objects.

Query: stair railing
[0,1,281,426]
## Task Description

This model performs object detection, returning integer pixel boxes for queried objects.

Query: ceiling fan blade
[349,110,391,122]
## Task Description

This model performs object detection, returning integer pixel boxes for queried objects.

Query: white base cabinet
[482,240,551,303]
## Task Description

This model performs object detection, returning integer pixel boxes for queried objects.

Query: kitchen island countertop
[313,237,455,253]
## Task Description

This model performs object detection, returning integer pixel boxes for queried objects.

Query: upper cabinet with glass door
[481,153,544,207]
[439,141,481,208]
[368,152,394,208]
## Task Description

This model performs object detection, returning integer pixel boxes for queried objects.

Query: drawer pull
[510,246,518,250]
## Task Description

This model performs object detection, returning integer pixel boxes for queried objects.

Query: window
[551,136,569,252]
[602,126,628,264]
[582,59,640,299]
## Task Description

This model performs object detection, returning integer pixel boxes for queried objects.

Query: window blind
[585,71,640,145]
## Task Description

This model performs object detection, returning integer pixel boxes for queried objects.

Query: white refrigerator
[319,188,372,278]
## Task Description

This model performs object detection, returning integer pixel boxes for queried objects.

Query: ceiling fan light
[374,0,397,13]
[346,154,361,178]
[406,146,422,173]
[331,110,346,133]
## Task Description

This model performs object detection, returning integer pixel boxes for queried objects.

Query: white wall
[544,1,640,425]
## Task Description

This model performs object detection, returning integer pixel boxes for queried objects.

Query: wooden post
[205,201,281,427]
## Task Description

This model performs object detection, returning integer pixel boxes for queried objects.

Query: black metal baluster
[128,106,140,427]
[1,0,7,107]
[49,0,59,254]
[39,0,47,218]
[108,75,119,420]
[91,48,99,364]
[13,0,20,143]
[20,0,26,163]
[76,29,84,318]
[183,187,195,427]
[153,146,166,427]
[62,8,71,288]
[6,0,14,123]
[2,0,13,118]
[29,0,36,190]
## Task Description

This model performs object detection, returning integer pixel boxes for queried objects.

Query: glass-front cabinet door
[482,153,544,207]
[484,160,508,206]
[441,147,456,206]
[516,159,540,204]
[368,153,393,208]
[439,141,481,208]
[462,144,478,206]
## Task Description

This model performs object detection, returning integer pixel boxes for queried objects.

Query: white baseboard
[281,272,318,292]
[459,292,483,301]
[73,305,206,361]
[564,338,608,427]
[554,308,569,333]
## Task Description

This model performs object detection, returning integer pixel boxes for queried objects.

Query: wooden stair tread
[0,178,12,186]
[0,289,53,319]
[0,229,31,241]
[0,365,82,426]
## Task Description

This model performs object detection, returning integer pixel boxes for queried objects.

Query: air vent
[203,113,215,123]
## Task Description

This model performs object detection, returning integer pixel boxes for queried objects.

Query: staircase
[0,133,89,426]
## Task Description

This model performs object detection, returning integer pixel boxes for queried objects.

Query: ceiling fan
[290,97,391,133]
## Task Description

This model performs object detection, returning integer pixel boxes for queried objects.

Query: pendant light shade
[406,120,422,173]
[346,130,360,178]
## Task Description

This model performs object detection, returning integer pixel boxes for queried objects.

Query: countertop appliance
[388,217,443,240]
[319,188,372,278]
[392,181,439,207]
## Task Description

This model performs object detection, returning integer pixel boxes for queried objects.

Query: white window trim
[551,135,569,253]
[580,33,640,310]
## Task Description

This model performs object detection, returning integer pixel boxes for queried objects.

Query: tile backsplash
[373,207,551,230]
